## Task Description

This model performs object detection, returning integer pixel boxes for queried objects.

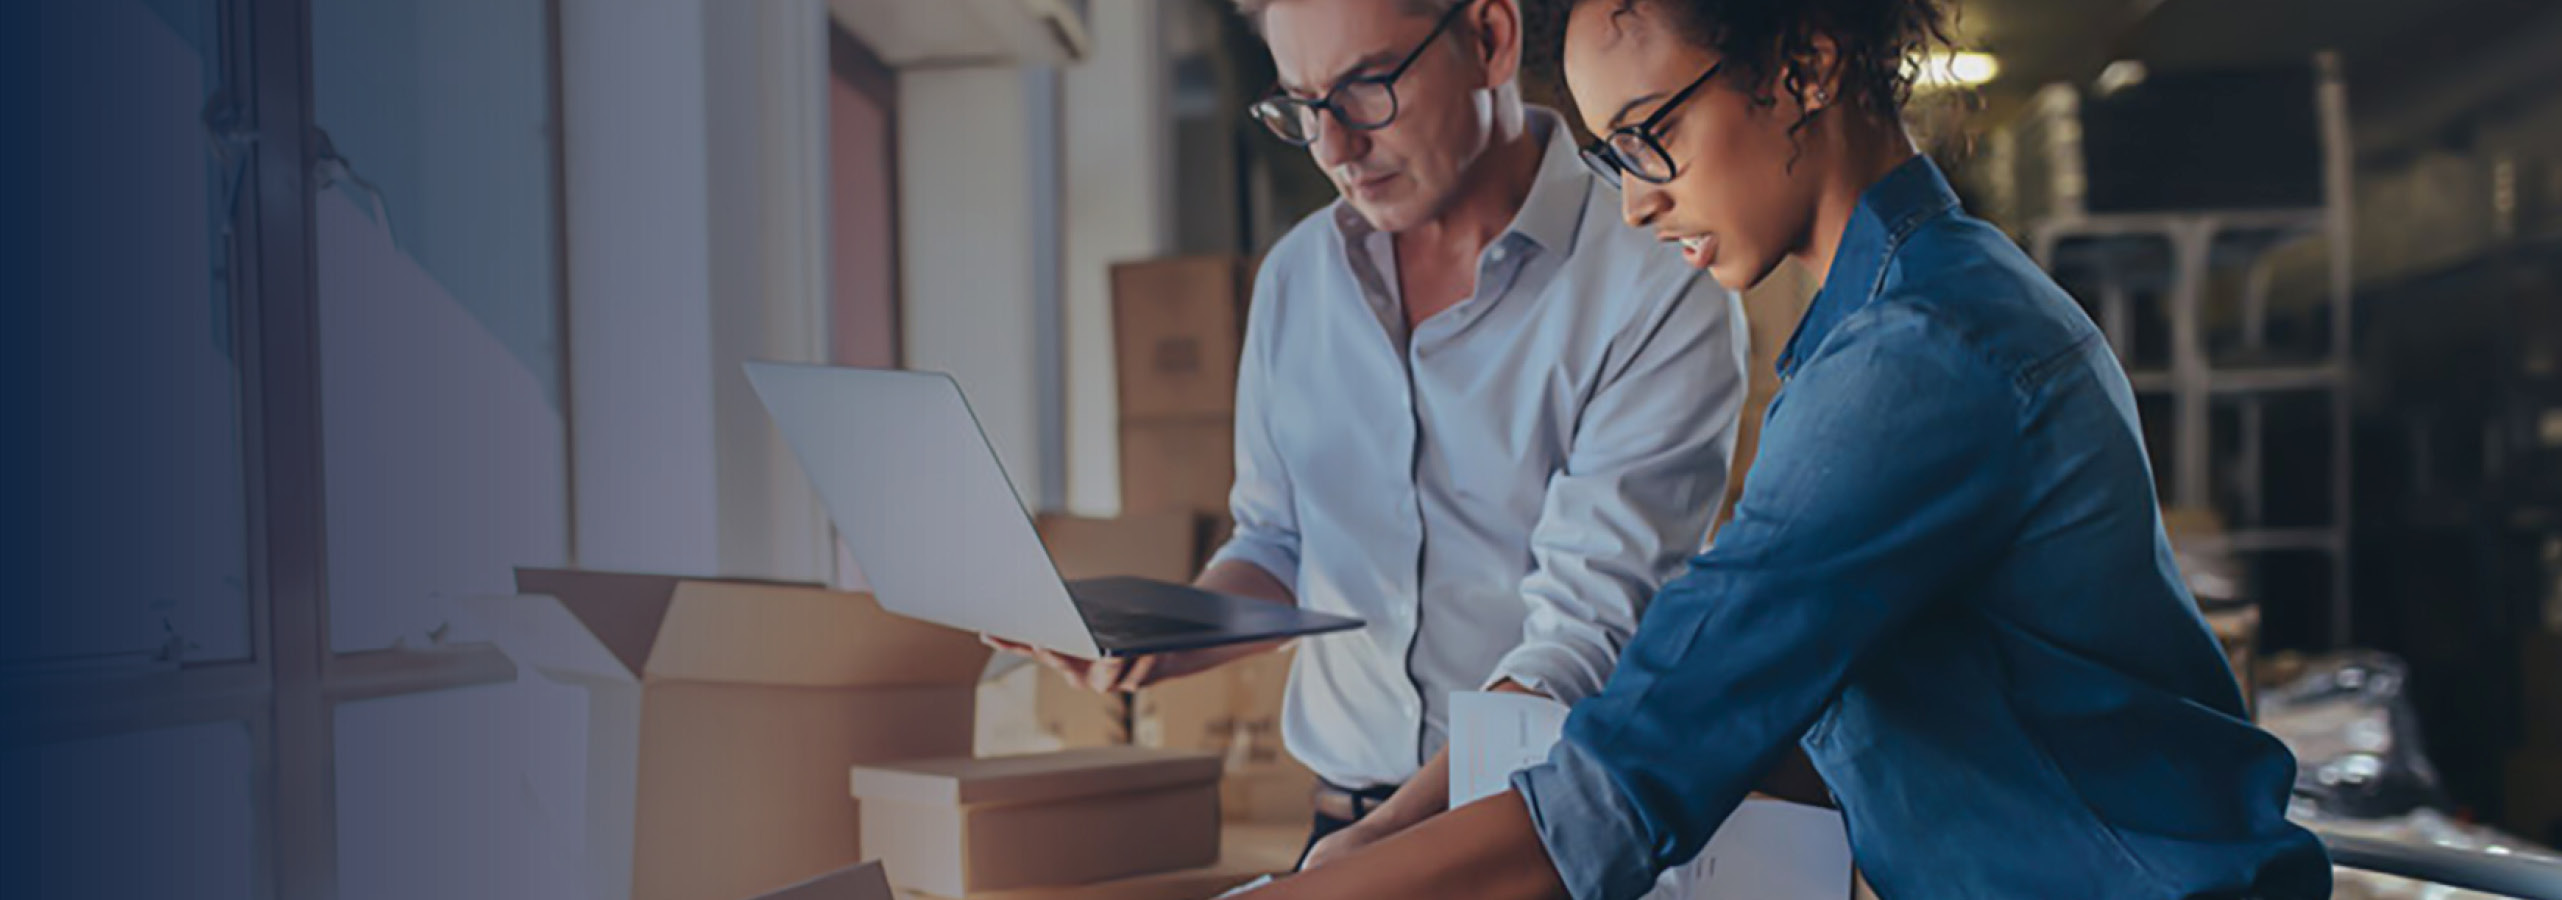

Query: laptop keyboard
[1081,606,1224,646]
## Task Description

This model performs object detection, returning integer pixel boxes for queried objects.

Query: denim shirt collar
[1776,154,1962,379]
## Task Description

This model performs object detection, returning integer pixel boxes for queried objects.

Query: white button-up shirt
[1211,109,1749,789]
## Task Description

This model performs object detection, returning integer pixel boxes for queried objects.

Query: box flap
[747,860,893,900]
[513,568,989,688]
[850,746,1220,808]
[514,568,684,679]
[456,591,649,684]
[649,580,988,687]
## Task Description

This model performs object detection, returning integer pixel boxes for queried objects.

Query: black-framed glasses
[1248,0,1477,147]
[1580,61,1724,188]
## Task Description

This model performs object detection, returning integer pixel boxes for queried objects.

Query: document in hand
[1448,691,1856,900]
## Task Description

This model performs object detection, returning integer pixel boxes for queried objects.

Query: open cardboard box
[465,568,989,900]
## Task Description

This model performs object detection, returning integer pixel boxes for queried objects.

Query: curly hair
[1525,0,1960,140]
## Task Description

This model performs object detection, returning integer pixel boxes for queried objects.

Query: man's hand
[981,634,1218,693]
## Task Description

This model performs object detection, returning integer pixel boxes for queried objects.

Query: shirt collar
[1775,153,1961,379]
[1329,106,1593,259]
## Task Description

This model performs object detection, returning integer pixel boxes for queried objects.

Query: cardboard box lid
[850,746,1221,809]
[893,824,1301,900]
[749,861,894,900]
[471,568,988,688]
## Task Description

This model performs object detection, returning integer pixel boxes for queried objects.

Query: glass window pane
[310,0,569,653]
[337,683,577,900]
[35,722,257,900]
[29,0,252,666]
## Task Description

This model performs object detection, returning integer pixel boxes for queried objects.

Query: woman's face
[1562,0,1826,291]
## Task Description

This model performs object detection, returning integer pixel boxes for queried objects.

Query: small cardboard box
[469,569,989,900]
[1120,419,1235,518]
[977,662,1128,754]
[1112,256,1251,420]
[752,861,895,900]
[1219,763,1317,826]
[1136,649,1292,762]
[1135,648,1314,824]
[851,747,1225,897]
[895,824,1302,900]
[976,512,1221,755]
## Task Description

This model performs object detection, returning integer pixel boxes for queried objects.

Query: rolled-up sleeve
[1206,260,1301,595]
[1487,274,1747,706]
[1509,305,2025,899]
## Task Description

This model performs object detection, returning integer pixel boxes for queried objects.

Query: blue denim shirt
[1510,156,2332,899]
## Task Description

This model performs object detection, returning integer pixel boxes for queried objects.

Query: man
[992,0,1748,863]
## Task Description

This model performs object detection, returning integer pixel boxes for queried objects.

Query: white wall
[560,0,832,582]
[1060,0,1176,515]
[559,0,722,575]
[898,66,1055,509]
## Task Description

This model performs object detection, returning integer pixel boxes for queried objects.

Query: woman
[1231,0,2331,897]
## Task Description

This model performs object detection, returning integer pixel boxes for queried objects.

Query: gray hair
[1233,0,1469,34]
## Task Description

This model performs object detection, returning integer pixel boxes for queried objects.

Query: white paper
[1213,874,1275,898]
[1447,691,1855,899]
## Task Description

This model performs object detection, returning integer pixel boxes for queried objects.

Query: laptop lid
[744,362,1101,658]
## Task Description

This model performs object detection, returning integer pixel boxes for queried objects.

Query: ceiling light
[1913,51,2000,90]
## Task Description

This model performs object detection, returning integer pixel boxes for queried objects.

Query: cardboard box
[976,513,1228,755]
[1219,763,1317,826]
[1120,419,1235,518]
[753,861,894,900]
[1136,649,1291,763]
[851,747,1225,896]
[469,569,989,900]
[1113,256,1251,420]
[1036,512,1204,583]
[897,824,1302,900]
[976,661,1128,755]
[1136,648,1315,824]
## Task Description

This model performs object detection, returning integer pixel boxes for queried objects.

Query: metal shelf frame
[2028,53,2358,647]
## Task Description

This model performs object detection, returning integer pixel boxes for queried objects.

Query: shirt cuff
[1487,640,1610,706]
[1510,737,1659,900]
[1206,534,1299,597]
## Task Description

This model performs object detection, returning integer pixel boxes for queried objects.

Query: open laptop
[745,361,1363,659]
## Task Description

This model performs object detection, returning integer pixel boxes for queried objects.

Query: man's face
[1260,0,1496,233]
